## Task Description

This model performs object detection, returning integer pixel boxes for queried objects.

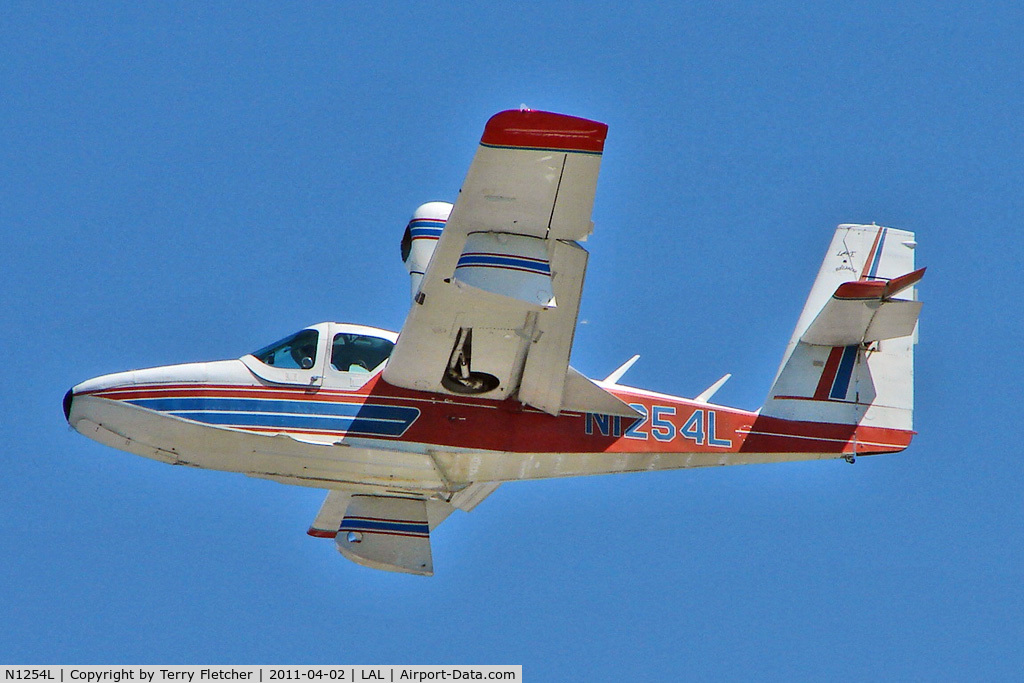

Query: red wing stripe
[345,515,428,525]
[306,528,428,540]
[348,529,429,539]
[481,110,607,154]
[307,529,335,538]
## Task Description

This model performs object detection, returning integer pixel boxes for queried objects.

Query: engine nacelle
[401,201,453,299]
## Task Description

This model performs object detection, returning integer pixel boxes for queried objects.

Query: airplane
[64,109,924,576]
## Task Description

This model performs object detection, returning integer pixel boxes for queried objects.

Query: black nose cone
[63,389,74,422]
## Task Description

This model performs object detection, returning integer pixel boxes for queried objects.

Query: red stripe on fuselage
[84,374,912,456]
[737,414,912,455]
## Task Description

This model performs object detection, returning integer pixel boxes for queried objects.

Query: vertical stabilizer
[762,225,921,433]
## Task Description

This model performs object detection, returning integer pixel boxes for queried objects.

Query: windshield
[331,333,394,373]
[252,329,319,370]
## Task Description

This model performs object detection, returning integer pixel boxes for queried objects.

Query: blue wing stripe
[456,254,551,275]
[339,519,429,535]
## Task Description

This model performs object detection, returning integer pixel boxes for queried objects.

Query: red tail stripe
[813,347,846,400]
[860,228,884,279]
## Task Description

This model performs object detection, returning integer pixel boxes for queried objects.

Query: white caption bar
[0,667,521,683]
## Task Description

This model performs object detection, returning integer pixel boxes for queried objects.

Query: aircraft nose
[63,388,74,423]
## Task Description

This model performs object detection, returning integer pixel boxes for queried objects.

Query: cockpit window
[252,329,319,370]
[331,333,395,373]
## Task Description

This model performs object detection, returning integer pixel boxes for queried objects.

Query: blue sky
[3,1,1022,678]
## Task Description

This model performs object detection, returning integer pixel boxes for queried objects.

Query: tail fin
[762,224,922,432]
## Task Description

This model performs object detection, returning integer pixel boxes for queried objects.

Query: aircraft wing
[383,109,637,417]
[307,485,501,575]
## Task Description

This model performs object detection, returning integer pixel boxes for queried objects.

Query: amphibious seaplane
[65,109,924,575]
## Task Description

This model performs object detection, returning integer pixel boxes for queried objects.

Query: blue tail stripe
[829,345,859,400]
[868,228,888,279]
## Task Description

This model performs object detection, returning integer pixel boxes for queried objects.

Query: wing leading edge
[383,110,636,417]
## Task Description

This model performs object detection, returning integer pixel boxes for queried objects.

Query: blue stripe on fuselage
[125,396,419,437]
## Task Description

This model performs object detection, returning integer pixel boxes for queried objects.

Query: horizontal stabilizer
[833,267,925,301]
[802,269,925,347]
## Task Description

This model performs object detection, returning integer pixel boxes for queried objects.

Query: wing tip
[307,527,335,538]
[482,109,607,154]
